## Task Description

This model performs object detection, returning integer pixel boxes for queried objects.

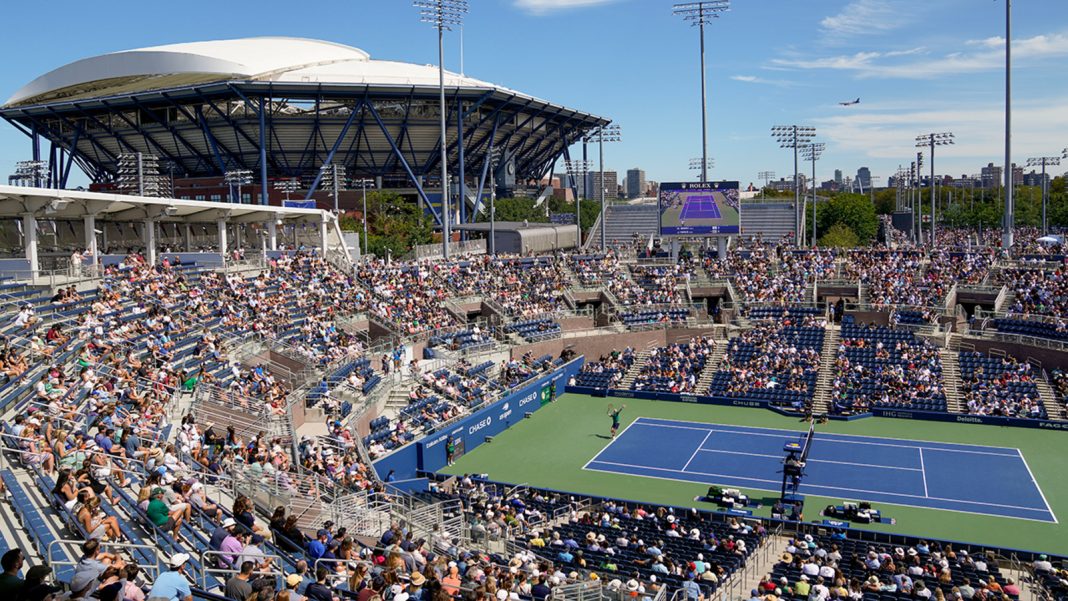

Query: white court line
[1015,448,1058,524]
[584,459,1055,520]
[682,431,713,472]
[695,447,923,472]
[582,462,1057,524]
[581,418,640,470]
[632,416,1023,452]
[918,448,929,497]
[631,418,1018,457]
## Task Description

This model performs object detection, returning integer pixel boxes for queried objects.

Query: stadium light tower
[673,1,729,185]
[415,0,468,259]
[8,160,49,188]
[800,143,824,247]
[565,159,592,247]
[915,152,924,242]
[690,158,715,182]
[916,133,954,244]
[487,147,503,256]
[224,169,253,204]
[586,124,622,250]
[273,178,300,202]
[1002,0,1014,250]
[771,125,816,244]
[1027,156,1061,235]
[320,163,348,213]
[757,170,775,200]
[352,178,375,256]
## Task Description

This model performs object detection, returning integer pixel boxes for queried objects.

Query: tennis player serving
[608,403,626,438]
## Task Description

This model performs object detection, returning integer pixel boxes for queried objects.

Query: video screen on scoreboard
[659,181,741,236]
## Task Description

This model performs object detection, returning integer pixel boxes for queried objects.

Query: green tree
[816,193,878,244]
[348,190,434,258]
[819,223,860,248]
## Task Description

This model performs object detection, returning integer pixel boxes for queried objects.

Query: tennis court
[584,417,1055,523]
[679,194,722,220]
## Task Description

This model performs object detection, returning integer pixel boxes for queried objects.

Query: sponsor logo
[880,411,914,419]
[468,417,492,435]
[1038,421,1068,430]
[615,391,635,398]
[730,399,764,408]
[954,416,983,424]
[679,394,698,404]
[519,391,539,406]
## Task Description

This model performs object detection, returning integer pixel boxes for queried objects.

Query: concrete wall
[509,325,718,363]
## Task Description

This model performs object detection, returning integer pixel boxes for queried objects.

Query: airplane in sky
[839,98,860,106]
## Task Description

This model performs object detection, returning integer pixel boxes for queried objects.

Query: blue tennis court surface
[584,417,1055,523]
[680,195,721,220]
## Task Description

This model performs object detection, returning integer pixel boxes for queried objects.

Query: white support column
[144,218,157,265]
[22,213,38,275]
[235,224,243,252]
[267,220,278,251]
[84,214,98,270]
[217,218,228,257]
[717,236,728,260]
[184,224,192,251]
[319,216,329,255]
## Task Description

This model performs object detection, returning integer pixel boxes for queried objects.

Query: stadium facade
[0,37,609,226]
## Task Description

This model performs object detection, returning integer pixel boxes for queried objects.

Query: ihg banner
[373,357,584,480]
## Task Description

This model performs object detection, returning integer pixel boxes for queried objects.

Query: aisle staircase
[939,349,964,414]
[811,325,841,414]
[696,340,729,393]
[619,351,651,389]
[1035,374,1062,420]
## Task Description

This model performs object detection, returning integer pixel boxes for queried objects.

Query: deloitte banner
[373,358,584,480]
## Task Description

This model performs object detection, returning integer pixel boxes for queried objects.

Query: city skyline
[0,1,1066,190]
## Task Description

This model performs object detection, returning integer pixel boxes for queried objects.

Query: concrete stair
[601,204,659,249]
[1034,374,1063,421]
[811,325,840,414]
[696,341,729,393]
[739,202,796,242]
[939,348,965,414]
[619,350,651,388]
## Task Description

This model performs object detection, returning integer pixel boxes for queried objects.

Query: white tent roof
[6,37,515,106]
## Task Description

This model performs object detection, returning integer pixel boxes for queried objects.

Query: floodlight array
[414,0,468,30]
[672,1,730,25]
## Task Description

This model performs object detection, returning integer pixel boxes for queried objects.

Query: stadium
[0,12,1067,601]
[0,36,607,221]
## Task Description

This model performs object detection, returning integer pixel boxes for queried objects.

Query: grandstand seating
[958,352,1047,419]
[709,322,824,409]
[505,317,562,341]
[992,317,1068,341]
[832,325,946,414]
[600,204,659,248]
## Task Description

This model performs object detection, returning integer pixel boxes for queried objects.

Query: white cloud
[811,98,1068,170]
[769,32,1068,79]
[730,75,796,87]
[513,0,617,15]
[820,0,909,39]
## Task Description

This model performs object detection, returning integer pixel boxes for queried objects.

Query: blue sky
[0,0,1066,189]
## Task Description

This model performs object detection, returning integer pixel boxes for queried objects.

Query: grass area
[440,393,1068,555]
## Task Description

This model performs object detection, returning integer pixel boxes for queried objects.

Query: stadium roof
[0,37,607,227]
[5,37,540,107]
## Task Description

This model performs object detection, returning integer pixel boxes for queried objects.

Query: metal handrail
[198,550,284,589]
[48,539,163,581]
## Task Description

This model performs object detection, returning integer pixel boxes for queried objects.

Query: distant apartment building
[626,168,646,199]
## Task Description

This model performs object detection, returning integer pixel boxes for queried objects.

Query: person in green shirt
[0,549,25,596]
[794,575,811,597]
[146,488,184,537]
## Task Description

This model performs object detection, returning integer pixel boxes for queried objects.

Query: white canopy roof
[6,37,514,106]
